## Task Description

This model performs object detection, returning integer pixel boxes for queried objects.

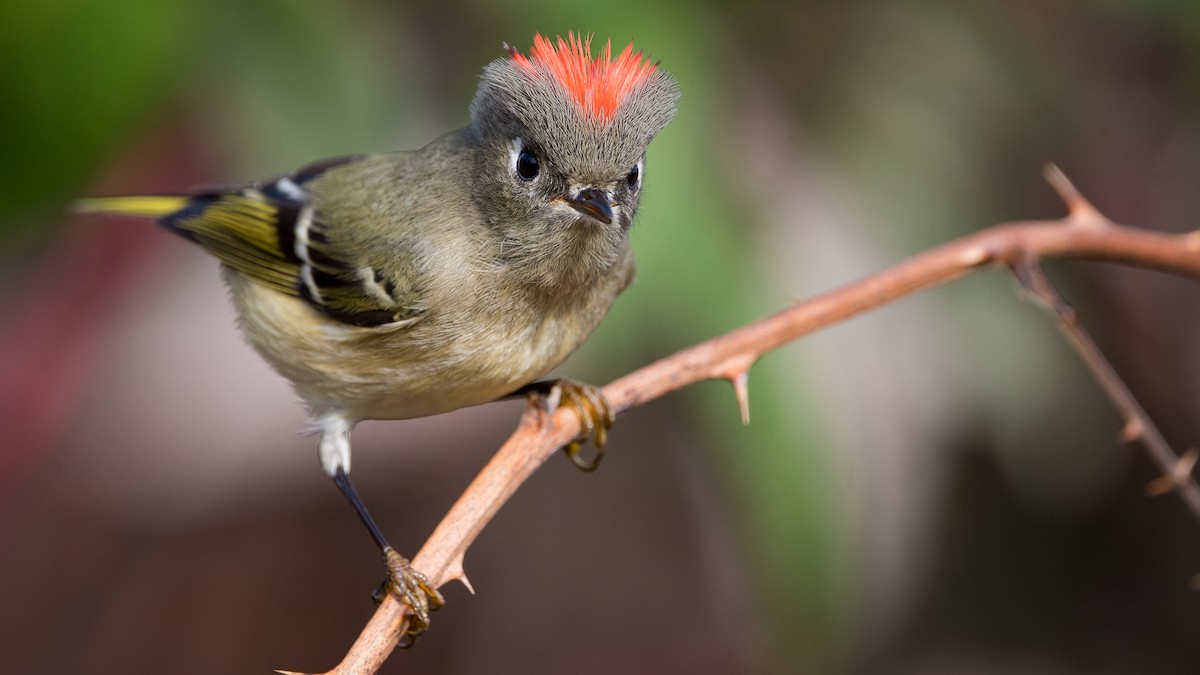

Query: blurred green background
[2,1,1200,673]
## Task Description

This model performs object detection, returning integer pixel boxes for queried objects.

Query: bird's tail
[72,195,190,219]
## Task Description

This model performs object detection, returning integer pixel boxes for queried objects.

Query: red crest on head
[509,33,658,122]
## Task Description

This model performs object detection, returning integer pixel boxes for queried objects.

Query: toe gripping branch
[515,379,615,472]
[379,547,444,647]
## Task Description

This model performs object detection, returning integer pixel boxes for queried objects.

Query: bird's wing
[78,157,422,329]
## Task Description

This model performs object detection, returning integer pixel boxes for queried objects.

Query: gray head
[468,34,680,289]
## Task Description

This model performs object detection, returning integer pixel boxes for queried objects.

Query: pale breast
[222,265,618,423]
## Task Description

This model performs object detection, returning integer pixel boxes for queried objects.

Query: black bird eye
[516,149,539,181]
[626,162,641,188]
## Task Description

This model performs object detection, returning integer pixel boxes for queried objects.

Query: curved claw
[525,379,614,473]
[563,439,604,472]
[380,547,444,646]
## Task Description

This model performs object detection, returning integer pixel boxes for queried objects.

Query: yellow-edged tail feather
[73,195,189,218]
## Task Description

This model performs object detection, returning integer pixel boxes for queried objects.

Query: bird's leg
[509,379,615,472]
[331,468,443,643]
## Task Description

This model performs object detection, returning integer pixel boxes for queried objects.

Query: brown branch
[1010,259,1200,518]
[306,167,1200,674]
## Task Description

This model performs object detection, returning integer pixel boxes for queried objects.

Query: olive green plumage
[79,33,679,639]
[79,36,679,477]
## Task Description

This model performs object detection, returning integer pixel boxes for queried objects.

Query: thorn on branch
[1043,164,1104,225]
[445,557,475,595]
[1146,449,1199,497]
[715,356,755,425]
[455,574,475,595]
[729,370,751,425]
[1119,419,1145,444]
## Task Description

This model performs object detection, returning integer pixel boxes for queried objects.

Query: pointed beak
[565,188,614,225]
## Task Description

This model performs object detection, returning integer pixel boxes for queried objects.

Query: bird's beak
[565,188,614,225]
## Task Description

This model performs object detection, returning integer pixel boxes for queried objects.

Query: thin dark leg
[331,467,443,640]
[332,466,391,553]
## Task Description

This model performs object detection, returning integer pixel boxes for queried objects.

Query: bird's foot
[373,547,444,646]
[523,379,614,472]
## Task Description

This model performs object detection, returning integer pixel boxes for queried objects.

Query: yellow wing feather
[75,156,410,327]
[73,195,191,218]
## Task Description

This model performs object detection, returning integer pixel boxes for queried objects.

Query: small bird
[76,33,679,638]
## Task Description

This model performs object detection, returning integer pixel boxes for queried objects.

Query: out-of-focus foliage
[0,0,188,231]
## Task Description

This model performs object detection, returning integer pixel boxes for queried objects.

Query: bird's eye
[516,149,540,181]
[626,161,642,189]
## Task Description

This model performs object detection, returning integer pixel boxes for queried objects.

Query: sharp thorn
[457,574,475,595]
[1118,419,1143,443]
[1145,448,1197,497]
[1043,164,1103,224]
[1146,476,1173,497]
[444,556,474,594]
[730,370,751,425]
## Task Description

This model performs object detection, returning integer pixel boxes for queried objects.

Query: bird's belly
[324,321,576,421]
[225,268,611,423]
[231,286,586,422]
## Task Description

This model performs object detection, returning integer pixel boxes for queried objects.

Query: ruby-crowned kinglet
[77,33,679,637]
